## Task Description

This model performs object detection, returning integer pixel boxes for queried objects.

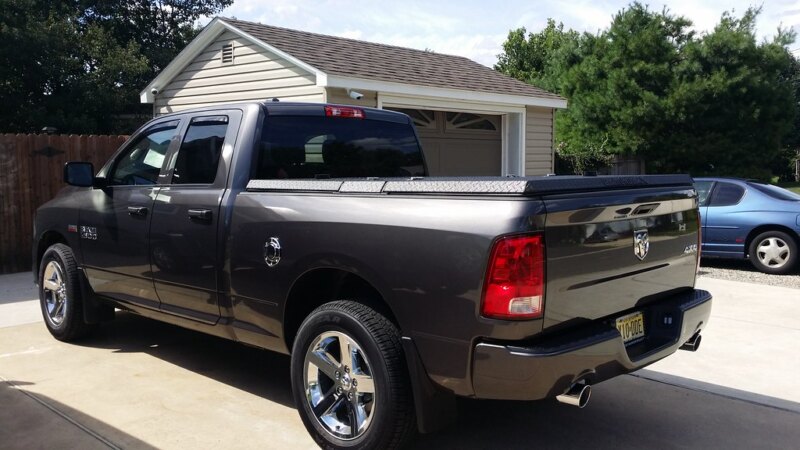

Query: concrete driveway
[1,272,798,449]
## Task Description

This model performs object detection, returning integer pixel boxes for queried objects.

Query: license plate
[616,311,645,344]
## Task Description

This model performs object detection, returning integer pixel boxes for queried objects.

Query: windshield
[747,182,800,201]
[256,116,426,179]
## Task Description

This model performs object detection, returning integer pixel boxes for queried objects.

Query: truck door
[149,111,240,323]
[80,119,181,308]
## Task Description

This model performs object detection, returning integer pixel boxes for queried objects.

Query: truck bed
[234,174,700,397]
[246,174,694,195]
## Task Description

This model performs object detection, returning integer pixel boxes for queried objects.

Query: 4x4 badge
[633,229,649,261]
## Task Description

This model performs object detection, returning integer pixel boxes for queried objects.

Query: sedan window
[694,181,714,206]
[747,182,800,201]
[708,182,745,207]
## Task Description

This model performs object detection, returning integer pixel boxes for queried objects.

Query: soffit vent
[221,43,234,64]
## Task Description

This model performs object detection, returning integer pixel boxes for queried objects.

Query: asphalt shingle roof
[220,18,564,101]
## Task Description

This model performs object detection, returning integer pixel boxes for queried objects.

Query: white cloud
[336,29,364,40]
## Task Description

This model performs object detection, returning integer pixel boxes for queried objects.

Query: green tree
[663,8,797,178]
[0,0,232,134]
[495,19,580,92]
[496,2,800,179]
[554,3,693,170]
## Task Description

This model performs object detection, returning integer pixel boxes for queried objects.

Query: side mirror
[64,162,95,187]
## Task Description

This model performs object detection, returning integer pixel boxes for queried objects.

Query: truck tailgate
[542,187,699,330]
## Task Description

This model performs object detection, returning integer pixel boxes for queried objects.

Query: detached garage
[141,18,567,176]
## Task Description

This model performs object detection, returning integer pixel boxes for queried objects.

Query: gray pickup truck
[34,101,711,449]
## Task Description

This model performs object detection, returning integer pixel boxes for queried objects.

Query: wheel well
[744,225,799,257]
[282,269,400,352]
[36,231,67,272]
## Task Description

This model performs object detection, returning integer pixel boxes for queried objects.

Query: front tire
[748,231,798,274]
[290,301,415,449]
[38,243,95,341]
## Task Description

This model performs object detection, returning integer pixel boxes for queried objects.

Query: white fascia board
[140,18,227,103]
[140,18,326,104]
[321,75,568,110]
[380,94,525,115]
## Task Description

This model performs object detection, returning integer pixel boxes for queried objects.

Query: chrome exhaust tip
[680,333,702,352]
[556,382,591,408]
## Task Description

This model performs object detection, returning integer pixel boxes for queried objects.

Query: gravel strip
[699,259,800,289]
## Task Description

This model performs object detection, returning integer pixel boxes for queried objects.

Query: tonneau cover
[246,175,694,196]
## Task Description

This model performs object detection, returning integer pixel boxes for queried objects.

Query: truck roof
[155,101,411,123]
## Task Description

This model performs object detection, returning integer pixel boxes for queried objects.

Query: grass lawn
[778,182,800,194]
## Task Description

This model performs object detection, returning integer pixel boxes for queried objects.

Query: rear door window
[172,116,228,185]
[747,182,800,201]
[256,116,425,179]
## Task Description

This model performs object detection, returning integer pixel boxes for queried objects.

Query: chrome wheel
[304,330,376,440]
[756,237,790,269]
[42,261,67,326]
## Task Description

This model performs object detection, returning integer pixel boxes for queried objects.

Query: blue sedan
[693,178,800,274]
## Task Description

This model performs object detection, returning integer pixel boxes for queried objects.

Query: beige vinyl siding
[155,31,324,115]
[525,106,554,176]
[325,88,378,107]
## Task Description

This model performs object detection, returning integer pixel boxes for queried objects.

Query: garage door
[388,109,501,176]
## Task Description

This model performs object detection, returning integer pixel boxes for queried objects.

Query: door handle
[188,208,212,221]
[127,206,148,217]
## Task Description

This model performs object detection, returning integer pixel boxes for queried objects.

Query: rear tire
[748,231,798,274]
[290,301,415,449]
[38,244,95,341]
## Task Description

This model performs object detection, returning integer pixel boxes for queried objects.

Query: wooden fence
[0,134,128,274]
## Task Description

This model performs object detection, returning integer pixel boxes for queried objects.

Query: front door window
[109,121,178,185]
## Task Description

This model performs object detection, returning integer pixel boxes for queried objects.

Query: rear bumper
[472,289,712,400]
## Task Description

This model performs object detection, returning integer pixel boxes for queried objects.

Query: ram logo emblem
[633,229,649,261]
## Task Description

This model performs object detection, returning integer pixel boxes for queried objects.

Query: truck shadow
[77,311,295,409]
[416,374,800,449]
[74,312,800,449]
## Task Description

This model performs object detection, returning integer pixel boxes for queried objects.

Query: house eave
[140,19,567,110]
[140,18,227,103]
[319,75,568,109]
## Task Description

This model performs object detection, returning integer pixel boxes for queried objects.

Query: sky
[206,0,800,66]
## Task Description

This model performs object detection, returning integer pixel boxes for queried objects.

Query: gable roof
[220,18,564,102]
[141,17,566,108]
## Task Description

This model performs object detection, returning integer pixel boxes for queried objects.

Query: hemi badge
[67,225,78,233]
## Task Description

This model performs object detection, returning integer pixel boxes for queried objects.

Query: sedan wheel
[756,237,790,268]
[748,231,798,275]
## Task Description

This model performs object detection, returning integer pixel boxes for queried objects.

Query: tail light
[325,105,365,118]
[481,234,545,320]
